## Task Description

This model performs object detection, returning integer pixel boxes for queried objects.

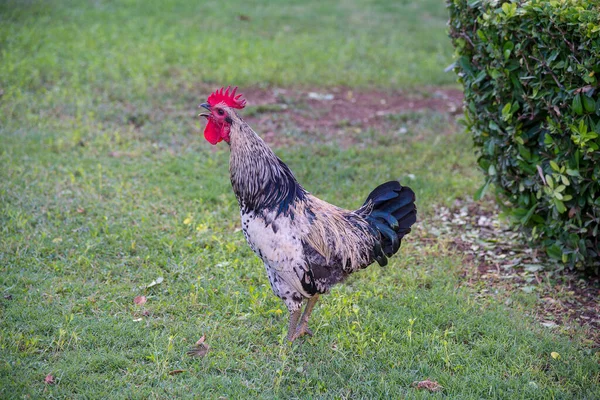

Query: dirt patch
[416,198,600,346]
[242,86,462,119]
[199,86,464,147]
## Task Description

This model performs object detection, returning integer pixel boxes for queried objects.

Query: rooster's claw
[289,323,313,342]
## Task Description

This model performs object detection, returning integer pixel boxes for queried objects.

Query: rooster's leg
[293,295,319,340]
[286,308,302,342]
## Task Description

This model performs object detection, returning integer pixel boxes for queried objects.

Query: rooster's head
[199,86,246,145]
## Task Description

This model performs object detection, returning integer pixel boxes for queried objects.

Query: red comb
[206,86,246,109]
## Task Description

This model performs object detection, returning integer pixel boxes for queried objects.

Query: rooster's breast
[241,210,315,302]
[240,211,304,271]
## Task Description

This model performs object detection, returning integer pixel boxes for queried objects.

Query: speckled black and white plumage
[224,110,417,315]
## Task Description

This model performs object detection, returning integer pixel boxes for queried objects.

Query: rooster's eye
[217,109,224,116]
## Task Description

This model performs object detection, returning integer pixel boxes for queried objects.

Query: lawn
[1,0,599,398]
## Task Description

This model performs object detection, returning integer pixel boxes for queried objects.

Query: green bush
[447,0,600,273]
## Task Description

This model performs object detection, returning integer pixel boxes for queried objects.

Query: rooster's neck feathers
[229,122,307,216]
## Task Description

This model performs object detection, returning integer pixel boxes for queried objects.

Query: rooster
[199,87,417,342]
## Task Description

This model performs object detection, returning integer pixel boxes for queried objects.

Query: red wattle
[204,119,222,145]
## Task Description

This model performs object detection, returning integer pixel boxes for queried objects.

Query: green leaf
[518,145,531,161]
[572,94,583,115]
[554,198,566,213]
[582,95,596,113]
[546,244,562,260]
[502,103,512,120]
[457,56,474,77]
[520,203,538,225]
[474,179,491,201]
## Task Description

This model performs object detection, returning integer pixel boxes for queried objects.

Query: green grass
[1,0,599,398]
[1,0,452,91]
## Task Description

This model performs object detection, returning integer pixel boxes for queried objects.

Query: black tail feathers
[361,180,416,267]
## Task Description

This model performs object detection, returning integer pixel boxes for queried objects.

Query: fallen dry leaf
[44,374,55,385]
[308,92,334,101]
[412,379,443,392]
[133,296,147,305]
[541,321,558,328]
[187,343,209,358]
[188,335,209,358]
[146,276,163,288]
[168,369,187,375]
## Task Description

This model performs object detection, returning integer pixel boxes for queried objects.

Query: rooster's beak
[199,103,211,119]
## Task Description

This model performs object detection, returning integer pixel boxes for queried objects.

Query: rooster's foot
[290,323,313,341]
[286,295,319,342]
